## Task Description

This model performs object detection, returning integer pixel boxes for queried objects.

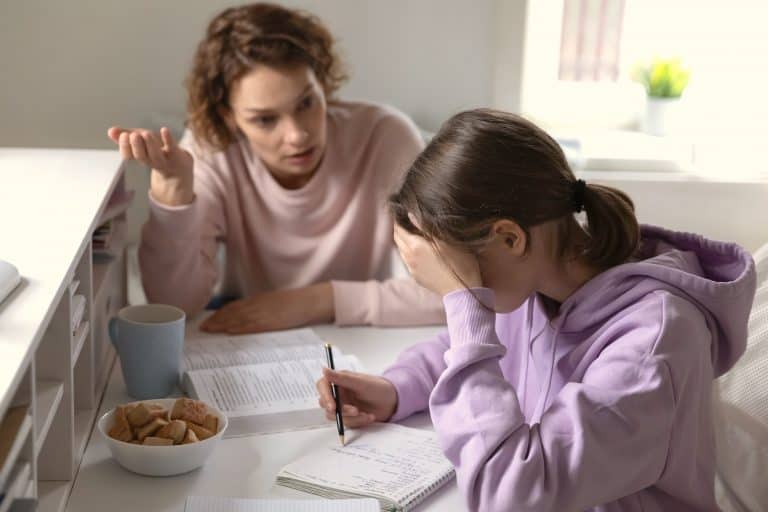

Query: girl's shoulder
[594,290,713,378]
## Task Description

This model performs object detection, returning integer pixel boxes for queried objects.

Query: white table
[66,323,464,511]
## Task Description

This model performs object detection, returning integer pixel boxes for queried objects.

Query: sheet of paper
[184,496,378,512]
[187,356,362,417]
[183,328,326,371]
[278,423,454,505]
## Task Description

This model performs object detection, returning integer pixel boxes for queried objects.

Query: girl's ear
[493,220,527,257]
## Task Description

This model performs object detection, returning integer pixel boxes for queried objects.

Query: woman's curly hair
[185,3,347,151]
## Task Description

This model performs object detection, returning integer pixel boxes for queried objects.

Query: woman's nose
[285,119,309,146]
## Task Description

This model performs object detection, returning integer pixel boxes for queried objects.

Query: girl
[107,3,443,334]
[317,109,756,511]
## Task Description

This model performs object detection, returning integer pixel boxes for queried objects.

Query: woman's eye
[297,96,313,111]
[252,115,277,127]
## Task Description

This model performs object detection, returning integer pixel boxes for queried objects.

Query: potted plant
[632,57,691,136]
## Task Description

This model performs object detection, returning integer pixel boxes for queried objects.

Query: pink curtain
[559,0,626,81]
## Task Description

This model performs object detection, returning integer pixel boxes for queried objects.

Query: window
[558,0,625,82]
[518,0,768,178]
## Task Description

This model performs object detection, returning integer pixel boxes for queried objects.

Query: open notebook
[276,423,455,512]
[184,497,378,512]
[182,328,362,437]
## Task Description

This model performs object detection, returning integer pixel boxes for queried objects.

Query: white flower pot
[643,97,681,136]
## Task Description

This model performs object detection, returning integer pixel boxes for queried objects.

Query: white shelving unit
[0,149,129,512]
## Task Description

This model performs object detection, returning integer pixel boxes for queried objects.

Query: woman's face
[229,64,327,189]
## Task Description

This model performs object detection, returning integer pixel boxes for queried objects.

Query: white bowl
[97,398,228,476]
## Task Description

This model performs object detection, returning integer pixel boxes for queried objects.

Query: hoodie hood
[554,225,756,377]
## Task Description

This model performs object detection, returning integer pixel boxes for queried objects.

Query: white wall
[1,0,527,244]
[0,0,507,149]
[583,172,768,253]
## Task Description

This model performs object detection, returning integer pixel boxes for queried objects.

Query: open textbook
[276,423,455,512]
[182,328,362,437]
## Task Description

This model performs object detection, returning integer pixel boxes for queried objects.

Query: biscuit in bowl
[97,398,228,476]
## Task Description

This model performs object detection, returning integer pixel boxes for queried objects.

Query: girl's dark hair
[389,109,640,270]
[186,2,347,150]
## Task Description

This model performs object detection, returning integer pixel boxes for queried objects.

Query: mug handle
[108,318,118,348]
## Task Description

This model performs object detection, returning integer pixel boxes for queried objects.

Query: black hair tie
[572,179,587,213]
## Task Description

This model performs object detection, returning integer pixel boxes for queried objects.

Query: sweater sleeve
[330,106,445,326]
[331,278,445,326]
[138,133,226,316]
[430,288,682,512]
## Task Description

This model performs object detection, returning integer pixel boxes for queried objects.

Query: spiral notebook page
[276,423,455,511]
[184,496,378,512]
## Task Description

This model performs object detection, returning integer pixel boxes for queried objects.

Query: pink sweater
[139,101,444,326]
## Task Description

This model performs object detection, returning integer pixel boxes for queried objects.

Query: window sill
[552,128,695,174]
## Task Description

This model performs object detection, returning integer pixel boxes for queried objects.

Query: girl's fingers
[339,412,376,428]
[323,409,374,427]
[322,368,370,393]
[407,212,423,230]
[342,404,359,415]
[316,379,335,409]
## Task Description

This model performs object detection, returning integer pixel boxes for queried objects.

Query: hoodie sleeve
[381,330,450,421]
[138,134,225,316]
[430,288,680,512]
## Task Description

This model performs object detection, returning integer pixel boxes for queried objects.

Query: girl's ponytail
[580,183,640,268]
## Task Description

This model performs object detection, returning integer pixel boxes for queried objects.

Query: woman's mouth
[286,147,315,164]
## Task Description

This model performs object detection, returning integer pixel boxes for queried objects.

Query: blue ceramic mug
[109,304,185,399]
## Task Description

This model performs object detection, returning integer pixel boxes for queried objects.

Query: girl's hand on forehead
[393,216,482,297]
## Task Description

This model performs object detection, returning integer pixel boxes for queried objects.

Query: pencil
[324,343,346,446]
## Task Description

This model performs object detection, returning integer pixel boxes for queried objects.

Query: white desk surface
[66,322,465,512]
[0,148,124,416]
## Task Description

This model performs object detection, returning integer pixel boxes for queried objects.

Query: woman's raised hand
[107,126,195,206]
[316,369,398,428]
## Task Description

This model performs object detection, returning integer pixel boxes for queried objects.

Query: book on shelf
[71,294,86,335]
[184,496,379,512]
[276,423,455,512]
[182,328,363,438]
[99,187,135,225]
[0,259,20,307]
[92,220,115,257]
[0,406,30,492]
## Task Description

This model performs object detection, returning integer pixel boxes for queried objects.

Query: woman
[107,3,443,333]
[317,109,756,511]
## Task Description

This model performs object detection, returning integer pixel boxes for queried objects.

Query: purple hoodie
[382,226,756,512]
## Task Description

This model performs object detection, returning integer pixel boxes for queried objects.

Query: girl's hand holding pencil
[316,369,398,428]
